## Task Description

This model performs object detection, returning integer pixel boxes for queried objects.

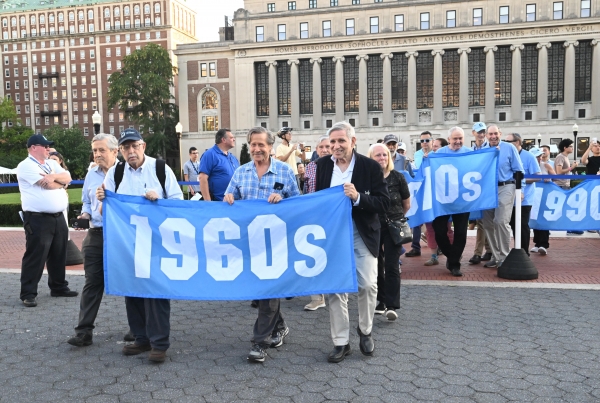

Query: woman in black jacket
[368,144,411,321]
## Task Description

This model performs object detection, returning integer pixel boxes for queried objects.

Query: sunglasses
[35,144,51,149]
[420,139,432,143]
[505,139,518,143]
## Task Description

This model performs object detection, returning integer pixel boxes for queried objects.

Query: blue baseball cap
[118,128,143,145]
[472,122,487,133]
[529,147,543,158]
[27,134,54,148]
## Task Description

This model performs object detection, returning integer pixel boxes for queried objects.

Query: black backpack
[114,159,167,197]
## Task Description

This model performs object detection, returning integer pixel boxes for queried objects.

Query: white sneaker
[385,309,398,321]
[304,298,326,311]
[530,247,539,253]
[538,247,547,255]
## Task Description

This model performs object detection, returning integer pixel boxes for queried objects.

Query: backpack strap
[155,159,167,198]
[114,161,125,193]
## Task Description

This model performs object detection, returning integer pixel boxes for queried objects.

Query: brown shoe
[122,343,152,356]
[148,348,166,363]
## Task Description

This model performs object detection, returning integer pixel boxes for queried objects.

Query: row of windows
[4,75,98,94]
[254,43,593,116]
[1,4,161,27]
[2,18,162,38]
[257,2,592,41]
[3,37,95,52]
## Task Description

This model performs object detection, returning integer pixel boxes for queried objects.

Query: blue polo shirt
[496,141,524,182]
[435,145,472,154]
[199,144,240,201]
[518,148,541,206]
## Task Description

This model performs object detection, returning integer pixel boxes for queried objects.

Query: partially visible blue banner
[103,186,357,300]
[530,180,600,231]
[404,148,499,227]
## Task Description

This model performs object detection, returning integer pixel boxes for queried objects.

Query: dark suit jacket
[315,152,391,257]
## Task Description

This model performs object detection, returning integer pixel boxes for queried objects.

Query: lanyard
[29,156,51,174]
[190,160,199,175]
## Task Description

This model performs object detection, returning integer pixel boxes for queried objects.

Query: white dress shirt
[17,154,68,213]
[330,154,360,206]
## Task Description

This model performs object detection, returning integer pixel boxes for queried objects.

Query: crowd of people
[15,121,600,365]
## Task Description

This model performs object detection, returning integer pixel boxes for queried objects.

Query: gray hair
[92,133,118,150]
[448,126,464,137]
[327,121,356,140]
[509,132,522,143]
[247,126,275,145]
[317,135,330,144]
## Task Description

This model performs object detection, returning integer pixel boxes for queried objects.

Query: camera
[70,218,90,229]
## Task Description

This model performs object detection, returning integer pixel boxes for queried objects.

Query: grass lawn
[0,188,82,204]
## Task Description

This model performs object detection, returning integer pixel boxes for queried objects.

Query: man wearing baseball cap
[16,134,76,307]
[383,134,413,177]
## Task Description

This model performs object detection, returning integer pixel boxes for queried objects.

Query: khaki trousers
[328,221,378,346]
[482,184,515,262]
[473,219,491,256]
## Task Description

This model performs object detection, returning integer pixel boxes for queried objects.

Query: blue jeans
[411,225,421,251]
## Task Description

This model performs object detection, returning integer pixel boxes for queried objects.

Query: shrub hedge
[0,202,83,227]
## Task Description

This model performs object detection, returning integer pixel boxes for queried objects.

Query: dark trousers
[533,230,550,249]
[433,212,470,271]
[411,224,421,251]
[377,224,401,310]
[252,299,285,347]
[74,229,104,336]
[509,205,533,255]
[125,297,171,351]
[20,212,69,300]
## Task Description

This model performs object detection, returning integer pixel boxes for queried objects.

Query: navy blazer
[315,152,391,257]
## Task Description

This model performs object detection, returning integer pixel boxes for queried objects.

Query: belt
[498,180,516,186]
[24,211,63,217]
[89,227,103,232]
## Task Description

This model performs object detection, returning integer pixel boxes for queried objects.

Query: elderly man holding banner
[315,121,390,363]
[224,127,300,363]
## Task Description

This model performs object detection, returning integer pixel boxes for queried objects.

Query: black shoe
[327,344,351,363]
[374,302,386,315]
[22,298,37,307]
[451,268,463,277]
[123,330,135,342]
[469,254,481,264]
[405,249,421,257]
[481,252,493,261]
[357,326,374,356]
[250,300,259,308]
[270,326,289,348]
[50,289,78,297]
[247,343,268,363]
[68,333,93,347]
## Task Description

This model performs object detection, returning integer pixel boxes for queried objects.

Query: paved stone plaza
[1,272,599,402]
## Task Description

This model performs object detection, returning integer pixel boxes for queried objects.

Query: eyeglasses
[34,144,50,149]
[505,139,518,143]
[49,151,59,156]
[420,139,431,143]
[190,152,199,155]
[120,142,143,151]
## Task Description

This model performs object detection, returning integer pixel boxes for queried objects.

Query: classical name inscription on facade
[271,25,597,54]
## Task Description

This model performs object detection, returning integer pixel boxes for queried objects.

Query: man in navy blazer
[315,121,390,363]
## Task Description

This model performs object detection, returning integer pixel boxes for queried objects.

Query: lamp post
[537,133,542,148]
[572,123,579,163]
[175,122,183,179]
[92,111,101,135]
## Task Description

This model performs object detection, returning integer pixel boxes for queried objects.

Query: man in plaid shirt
[224,127,300,363]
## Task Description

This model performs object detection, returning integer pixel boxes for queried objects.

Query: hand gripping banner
[103,186,357,300]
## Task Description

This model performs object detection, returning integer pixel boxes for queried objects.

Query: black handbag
[385,216,412,246]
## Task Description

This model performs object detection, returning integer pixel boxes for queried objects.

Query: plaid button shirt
[225,157,301,201]
[304,161,317,194]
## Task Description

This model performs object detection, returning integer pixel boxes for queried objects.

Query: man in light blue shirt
[413,131,433,169]
[482,124,524,268]
[383,134,414,177]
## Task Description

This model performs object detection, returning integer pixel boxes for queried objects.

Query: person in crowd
[224,127,300,363]
[383,134,414,177]
[276,127,306,177]
[199,129,240,201]
[554,138,583,235]
[297,162,306,193]
[67,134,120,347]
[582,139,600,175]
[432,138,448,151]
[482,125,524,268]
[183,147,200,198]
[529,147,556,255]
[315,121,390,363]
[432,127,472,277]
[541,145,554,168]
[468,122,493,265]
[49,151,68,171]
[97,128,183,363]
[507,133,540,255]
[413,131,432,169]
[367,144,410,321]
[302,136,331,311]
[16,135,77,308]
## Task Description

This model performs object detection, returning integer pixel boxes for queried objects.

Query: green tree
[0,97,18,132]
[106,43,178,158]
[0,124,34,169]
[44,126,91,179]
[239,143,251,165]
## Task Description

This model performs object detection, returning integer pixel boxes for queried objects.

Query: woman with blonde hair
[367,143,410,321]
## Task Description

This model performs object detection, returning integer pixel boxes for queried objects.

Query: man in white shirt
[17,134,76,308]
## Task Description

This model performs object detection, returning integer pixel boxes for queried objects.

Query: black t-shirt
[585,155,600,175]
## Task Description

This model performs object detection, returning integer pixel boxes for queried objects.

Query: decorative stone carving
[444,110,458,121]
[418,110,431,123]
[393,112,407,124]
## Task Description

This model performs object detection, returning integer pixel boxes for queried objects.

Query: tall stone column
[266,61,278,131]
[484,46,497,122]
[563,41,579,120]
[381,53,393,126]
[457,48,471,124]
[310,57,322,129]
[357,55,369,127]
[432,49,445,125]
[536,43,551,121]
[406,51,418,125]
[288,59,300,129]
[592,39,600,118]
[510,44,524,122]
[332,56,345,123]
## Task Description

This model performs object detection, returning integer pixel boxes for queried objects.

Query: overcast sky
[193,0,245,42]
